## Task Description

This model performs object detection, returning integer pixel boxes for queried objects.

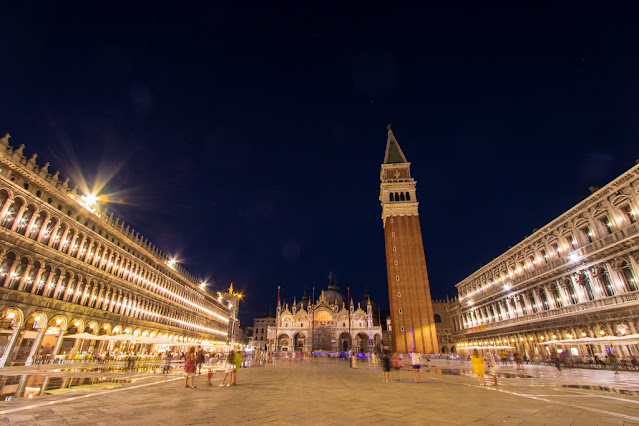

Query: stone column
[543,285,556,310]
[531,289,543,311]
[1,258,17,288]
[9,205,27,232]
[25,326,47,366]
[568,275,586,303]
[608,262,628,294]
[0,326,22,367]
[16,264,34,292]
[30,267,46,295]
[51,331,66,358]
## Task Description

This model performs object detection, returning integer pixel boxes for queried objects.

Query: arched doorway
[294,333,305,351]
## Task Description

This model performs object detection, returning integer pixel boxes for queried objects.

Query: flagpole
[311,286,315,355]
[275,285,280,353]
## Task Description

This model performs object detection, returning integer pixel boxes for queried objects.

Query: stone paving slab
[1,359,639,424]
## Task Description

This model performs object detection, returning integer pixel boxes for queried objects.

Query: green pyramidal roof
[384,127,408,164]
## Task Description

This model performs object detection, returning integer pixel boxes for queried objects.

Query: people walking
[381,346,391,382]
[391,352,402,381]
[485,353,498,387]
[184,346,197,388]
[163,351,172,374]
[219,351,235,387]
[471,349,486,386]
[233,349,242,385]
[195,347,204,374]
[499,350,508,366]
[610,352,620,375]
[514,352,523,370]
[410,351,422,383]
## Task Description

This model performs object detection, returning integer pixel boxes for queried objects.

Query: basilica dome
[295,294,310,311]
[360,294,377,312]
[322,283,346,306]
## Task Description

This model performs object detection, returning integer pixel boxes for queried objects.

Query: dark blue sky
[2,3,639,323]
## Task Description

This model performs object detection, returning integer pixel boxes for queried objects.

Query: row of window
[389,192,411,202]
[459,201,638,299]
[0,247,226,336]
[0,190,218,315]
[458,261,638,330]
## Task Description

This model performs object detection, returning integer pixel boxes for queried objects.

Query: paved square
[1,359,638,425]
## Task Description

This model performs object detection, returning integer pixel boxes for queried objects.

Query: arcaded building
[379,126,438,354]
[449,159,639,358]
[0,133,232,366]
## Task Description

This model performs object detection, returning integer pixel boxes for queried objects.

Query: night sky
[2,3,639,323]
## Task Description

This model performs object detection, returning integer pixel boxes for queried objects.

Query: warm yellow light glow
[56,319,62,325]
[34,316,40,322]
[7,312,15,319]
[600,330,605,335]
[103,325,108,330]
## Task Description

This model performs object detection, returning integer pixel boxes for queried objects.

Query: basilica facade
[449,159,639,359]
[0,133,232,366]
[267,278,383,353]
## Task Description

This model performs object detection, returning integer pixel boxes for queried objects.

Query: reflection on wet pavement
[0,374,133,401]
[561,384,639,396]
[427,367,535,379]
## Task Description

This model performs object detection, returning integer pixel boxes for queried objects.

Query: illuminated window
[623,205,637,224]
[581,226,593,243]
[600,216,613,234]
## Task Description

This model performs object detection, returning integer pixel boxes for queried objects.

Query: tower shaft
[380,127,438,354]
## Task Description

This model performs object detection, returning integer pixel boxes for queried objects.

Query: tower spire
[384,124,408,164]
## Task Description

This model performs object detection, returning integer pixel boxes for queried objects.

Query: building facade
[0,133,232,366]
[449,160,639,359]
[249,314,275,351]
[380,126,438,354]
[268,278,383,353]
[432,298,456,354]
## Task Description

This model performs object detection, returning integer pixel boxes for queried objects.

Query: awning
[538,334,639,345]
[458,345,516,350]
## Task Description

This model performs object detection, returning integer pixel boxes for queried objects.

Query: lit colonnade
[0,133,230,366]
[449,160,639,359]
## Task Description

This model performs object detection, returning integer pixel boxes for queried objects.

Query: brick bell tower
[380,125,438,354]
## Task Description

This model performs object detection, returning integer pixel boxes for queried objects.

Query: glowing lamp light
[568,253,579,263]
[581,332,586,337]
[56,319,62,325]
[552,335,557,339]
[74,321,80,327]
[103,325,108,330]
[7,312,15,319]
[34,316,40,322]
[529,337,533,341]
[599,330,605,335]
[89,324,95,329]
